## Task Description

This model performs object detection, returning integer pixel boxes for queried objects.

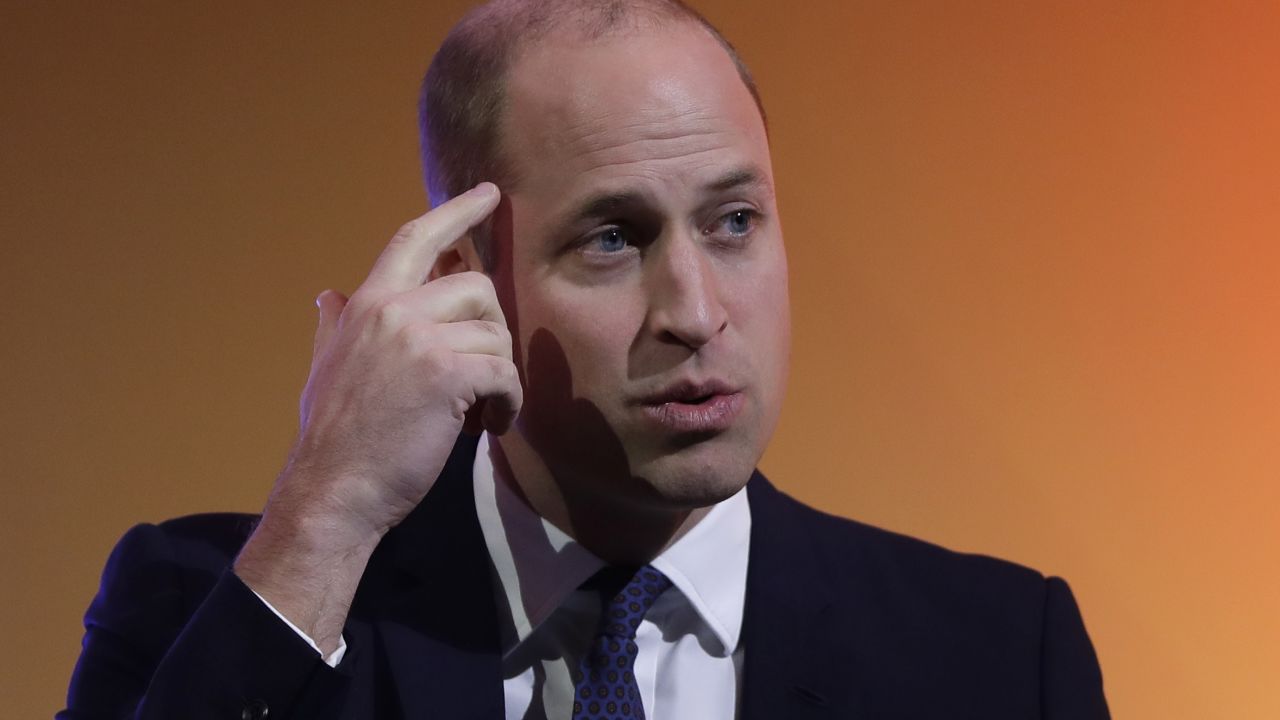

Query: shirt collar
[649,482,750,654]
[472,432,751,657]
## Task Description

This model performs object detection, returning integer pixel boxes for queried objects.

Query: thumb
[313,289,349,356]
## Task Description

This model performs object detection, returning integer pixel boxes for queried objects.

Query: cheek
[729,247,790,335]
[727,251,791,404]
[513,282,642,392]
[557,310,633,369]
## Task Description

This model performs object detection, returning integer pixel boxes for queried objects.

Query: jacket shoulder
[815,499,1043,592]
[745,480,1108,714]
[751,476,1051,635]
[152,511,261,561]
[66,513,349,719]
[88,512,260,625]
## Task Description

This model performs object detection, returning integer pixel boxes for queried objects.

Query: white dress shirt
[256,432,751,718]
[473,433,751,719]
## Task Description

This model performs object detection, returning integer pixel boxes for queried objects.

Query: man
[61,1,1109,718]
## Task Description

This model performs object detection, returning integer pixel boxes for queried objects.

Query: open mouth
[641,390,743,434]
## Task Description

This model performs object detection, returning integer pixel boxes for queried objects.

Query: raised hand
[234,183,520,653]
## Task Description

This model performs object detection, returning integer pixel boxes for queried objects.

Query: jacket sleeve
[59,521,351,720]
[1040,576,1110,719]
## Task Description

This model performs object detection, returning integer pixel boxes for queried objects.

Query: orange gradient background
[3,2,1277,717]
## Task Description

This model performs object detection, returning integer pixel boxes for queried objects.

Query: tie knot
[590,565,672,639]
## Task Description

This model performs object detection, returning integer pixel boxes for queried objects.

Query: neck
[489,431,710,565]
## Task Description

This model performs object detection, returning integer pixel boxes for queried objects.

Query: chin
[629,437,759,510]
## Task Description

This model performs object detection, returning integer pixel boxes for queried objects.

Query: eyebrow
[561,165,772,227]
[572,190,645,223]
[703,165,771,194]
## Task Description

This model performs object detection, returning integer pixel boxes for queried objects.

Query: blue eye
[591,227,629,253]
[708,209,757,239]
[724,210,753,236]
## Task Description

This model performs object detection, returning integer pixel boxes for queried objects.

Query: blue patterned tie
[571,565,672,720]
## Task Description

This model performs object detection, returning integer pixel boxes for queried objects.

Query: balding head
[419,0,766,268]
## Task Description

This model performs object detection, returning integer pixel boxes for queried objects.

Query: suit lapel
[363,434,505,720]
[740,473,841,719]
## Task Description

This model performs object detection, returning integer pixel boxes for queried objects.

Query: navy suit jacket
[62,435,1109,718]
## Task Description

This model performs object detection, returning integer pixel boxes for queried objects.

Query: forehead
[499,23,770,200]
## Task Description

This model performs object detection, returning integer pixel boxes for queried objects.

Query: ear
[428,232,484,281]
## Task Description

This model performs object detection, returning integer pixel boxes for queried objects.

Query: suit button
[241,699,269,719]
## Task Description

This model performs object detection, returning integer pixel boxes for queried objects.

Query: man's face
[490,23,789,512]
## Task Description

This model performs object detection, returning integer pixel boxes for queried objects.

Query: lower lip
[640,392,744,434]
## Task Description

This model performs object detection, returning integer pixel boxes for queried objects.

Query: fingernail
[472,181,498,198]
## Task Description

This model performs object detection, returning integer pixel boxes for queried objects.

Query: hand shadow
[486,195,673,562]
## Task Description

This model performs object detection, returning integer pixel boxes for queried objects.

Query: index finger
[363,182,500,293]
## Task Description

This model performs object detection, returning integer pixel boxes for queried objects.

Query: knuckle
[345,288,375,314]
[490,324,514,356]
[391,217,423,245]
[493,357,519,383]
[398,326,422,353]
[415,342,454,374]
[391,320,423,351]
[372,297,406,329]
[450,395,472,422]
[456,270,493,294]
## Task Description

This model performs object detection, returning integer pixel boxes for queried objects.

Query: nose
[643,232,729,349]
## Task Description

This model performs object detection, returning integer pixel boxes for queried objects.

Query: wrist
[276,442,405,542]
[233,499,382,651]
